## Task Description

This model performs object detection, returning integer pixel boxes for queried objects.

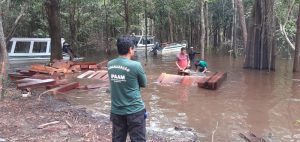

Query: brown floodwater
[13,52,300,141]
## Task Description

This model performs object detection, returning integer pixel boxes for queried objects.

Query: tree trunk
[231,0,237,58]
[293,4,300,72]
[204,1,210,50]
[244,0,275,71]
[278,0,295,51]
[5,5,25,45]
[236,0,247,49]
[69,0,77,53]
[45,0,62,62]
[168,13,174,42]
[104,0,110,54]
[0,12,9,99]
[124,0,130,34]
[200,0,205,60]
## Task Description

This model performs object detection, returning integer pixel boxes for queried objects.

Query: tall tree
[5,4,26,45]
[124,0,130,34]
[0,0,8,98]
[168,12,174,42]
[204,1,210,50]
[244,0,275,71]
[199,0,205,59]
[68,0,77,52]
[236,0,247,49]
[293,3,300,72]
[231,0,237,58]
[44,0,62,61]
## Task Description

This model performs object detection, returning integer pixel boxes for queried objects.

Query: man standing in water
[188,47,200,68]
[108,35,147,142]
[195,59,208,73]
[176,47,190,75]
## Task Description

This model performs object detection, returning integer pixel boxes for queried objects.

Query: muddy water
[64,53,300,141]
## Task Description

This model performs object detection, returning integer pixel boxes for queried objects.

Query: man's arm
[176,61,183,70]
[202,67,208,73]
[187,55,190,68]
[137,63,147,87]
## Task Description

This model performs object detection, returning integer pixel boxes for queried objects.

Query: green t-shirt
[108,57,147,115]
[198,60,208,68]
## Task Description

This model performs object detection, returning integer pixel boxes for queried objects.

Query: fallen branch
[211,121,219,142]
[37,121,60,129]
[65,120,72,128]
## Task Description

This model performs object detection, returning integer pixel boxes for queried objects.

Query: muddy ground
[0,83,199,142]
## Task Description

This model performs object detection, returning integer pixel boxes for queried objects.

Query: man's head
[63,42,70,46]
[117,35,135,57]
[180,47,187,54]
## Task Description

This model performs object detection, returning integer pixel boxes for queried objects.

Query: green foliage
[2,0,300,54]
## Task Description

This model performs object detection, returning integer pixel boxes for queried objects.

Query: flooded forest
[0,0,300,142]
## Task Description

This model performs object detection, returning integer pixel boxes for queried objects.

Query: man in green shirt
[194,60,208,73]
[108,35,147,142]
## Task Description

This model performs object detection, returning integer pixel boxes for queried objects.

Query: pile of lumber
[8,60,110,95]
[157,72,227,90]
[77,70,109,81]
[198,72,227,90]
[28,60,108,75]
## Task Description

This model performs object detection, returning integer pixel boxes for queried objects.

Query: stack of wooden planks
[8,60,110,95]
[198,72,227,90]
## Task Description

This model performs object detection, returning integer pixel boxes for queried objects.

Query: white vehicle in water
[134,35,155,51]
[150,40,188,55]
[7,38,82,61]
[134,35,187,55]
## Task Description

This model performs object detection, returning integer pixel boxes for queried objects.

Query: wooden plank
[87,71,101,78]
[68,65,81,73]
[161,74,179,84]
[77,70,95,79]
[74,62,97,65]
[181,76,193,86]
[47,82,79,95]
[197,72,218,88]
[31,74,52,80]
[45,79,69,89]
[100,73,109,81]
[30,64,64,75]
[80,65,89,70]
[16,78,41,83]
[89,65,98,70]
[93,70,108,79]
[206,72,227,90]
[97,60,108,69]
[51,60,73,69]
[17,79,56,89]
[9,73,31,80]
[19,70,36,76]
[198,72,227,90]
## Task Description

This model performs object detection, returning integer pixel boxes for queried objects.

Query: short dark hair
[117,35,134,55]
[181,47,186,52]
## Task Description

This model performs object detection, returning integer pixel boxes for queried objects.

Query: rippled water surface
[19,52,300,141]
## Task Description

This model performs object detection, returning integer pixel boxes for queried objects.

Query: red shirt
[176,53,189,69]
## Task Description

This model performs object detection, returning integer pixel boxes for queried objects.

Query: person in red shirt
[176,47,190,75]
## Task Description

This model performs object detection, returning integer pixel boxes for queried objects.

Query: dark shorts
[110,109,146,142]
